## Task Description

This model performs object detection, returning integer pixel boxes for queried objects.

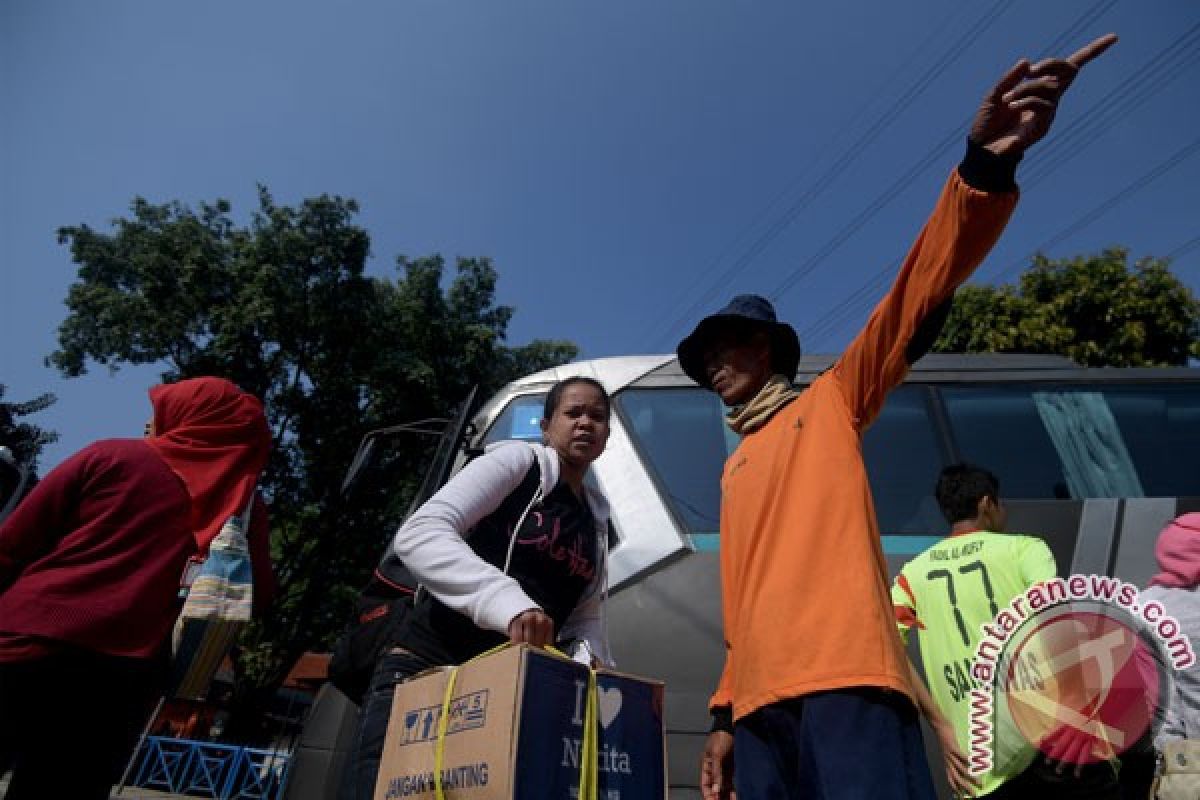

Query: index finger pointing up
[1067,33,1118,68]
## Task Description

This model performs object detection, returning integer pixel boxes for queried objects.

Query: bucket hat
[676,294,801,389]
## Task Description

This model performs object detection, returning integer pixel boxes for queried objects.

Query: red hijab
[146,378,272,554]
[1149,513,1200,590]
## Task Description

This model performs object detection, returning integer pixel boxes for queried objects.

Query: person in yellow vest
[680,34,1118,800]
[894,464,1069,799]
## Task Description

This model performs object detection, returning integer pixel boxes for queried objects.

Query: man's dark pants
[732,688,937,800]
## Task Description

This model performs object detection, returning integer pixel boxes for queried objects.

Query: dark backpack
[327,553,418,705]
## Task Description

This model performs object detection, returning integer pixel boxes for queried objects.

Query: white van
[288,353,1200,799]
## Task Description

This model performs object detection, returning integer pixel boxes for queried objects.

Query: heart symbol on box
[598,687,623,729]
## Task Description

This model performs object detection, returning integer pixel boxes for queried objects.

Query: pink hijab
[1149,513,1200,589]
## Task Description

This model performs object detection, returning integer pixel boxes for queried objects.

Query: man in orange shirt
[679,35,1117,800]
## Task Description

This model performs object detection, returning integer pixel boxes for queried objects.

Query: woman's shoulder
[82,438,184,483]
[475,440,548,483]
[480,439,539,463]
[429,441,542,514]
[71,437,159,466]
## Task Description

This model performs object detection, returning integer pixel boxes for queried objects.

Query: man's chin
[718,386,751,407]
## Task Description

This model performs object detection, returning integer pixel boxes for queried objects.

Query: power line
[808,135,1200,345]
[632,3,974,349]
[811,135,1200,348]
[799,0,1124,346]
[1166,232,1200,263]
[766,1,1126,305]
[1020,21,1200,186]
[800,266,895,345]
[803,27,1200,349]
[647,0,1016,350]
[762,0,1126,308]
[1031,0,1119,60]
[767,120,970,303]
[987,136,1200,285]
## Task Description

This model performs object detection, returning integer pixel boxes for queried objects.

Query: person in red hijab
[0,377,273,800]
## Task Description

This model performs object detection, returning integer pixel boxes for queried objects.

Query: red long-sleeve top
[0,438,274,661]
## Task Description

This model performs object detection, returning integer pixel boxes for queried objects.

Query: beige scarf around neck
[726,374,800,435]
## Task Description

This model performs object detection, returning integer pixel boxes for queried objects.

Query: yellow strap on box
[433,643,598,800]
[578,668,598,800]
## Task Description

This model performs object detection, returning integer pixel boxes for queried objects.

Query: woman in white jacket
[342,376,614,800]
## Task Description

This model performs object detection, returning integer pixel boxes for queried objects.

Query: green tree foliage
[934,248,1200,366]
[50,188,577,729]
[0,385,57,469]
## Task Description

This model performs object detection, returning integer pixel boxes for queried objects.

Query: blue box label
[595,673,665,800]
[514,653,587,798]
[513,654,665,799]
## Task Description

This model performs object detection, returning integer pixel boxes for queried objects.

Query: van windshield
[615,382,1200,538]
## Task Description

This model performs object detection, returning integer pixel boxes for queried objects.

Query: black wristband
[958,138,1021,193]
[710,706,734,734]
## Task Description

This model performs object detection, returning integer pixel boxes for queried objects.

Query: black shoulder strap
[374,552,416,595]
[495,457,543,521]
[372,447,543,594]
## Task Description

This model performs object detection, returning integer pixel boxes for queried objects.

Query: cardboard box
[374,645,665,800]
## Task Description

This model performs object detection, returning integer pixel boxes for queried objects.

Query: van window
[940,383,1200,499]
[861,386,947,534]
[617,388,731,535]
[617,385,947,537]
[482,394,547,446]
[942,386,1076,499]
[594,380,1200,542]
[1095,383,1200,497]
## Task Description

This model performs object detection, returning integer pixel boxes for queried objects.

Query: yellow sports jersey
[892,531,1056,796]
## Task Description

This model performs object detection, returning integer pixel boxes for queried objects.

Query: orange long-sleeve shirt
[712,163,1018,722]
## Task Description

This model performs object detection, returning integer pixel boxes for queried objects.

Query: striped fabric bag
[170,491,256,701]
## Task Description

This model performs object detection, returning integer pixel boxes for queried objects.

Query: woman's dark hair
[936,463,1000,524]
[543,377,610,420]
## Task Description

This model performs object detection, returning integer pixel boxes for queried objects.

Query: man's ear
[977,495,994,518]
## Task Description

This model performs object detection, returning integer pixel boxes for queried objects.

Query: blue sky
[2,0,1198,470]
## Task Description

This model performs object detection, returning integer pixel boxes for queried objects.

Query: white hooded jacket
[391,440,612,665]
